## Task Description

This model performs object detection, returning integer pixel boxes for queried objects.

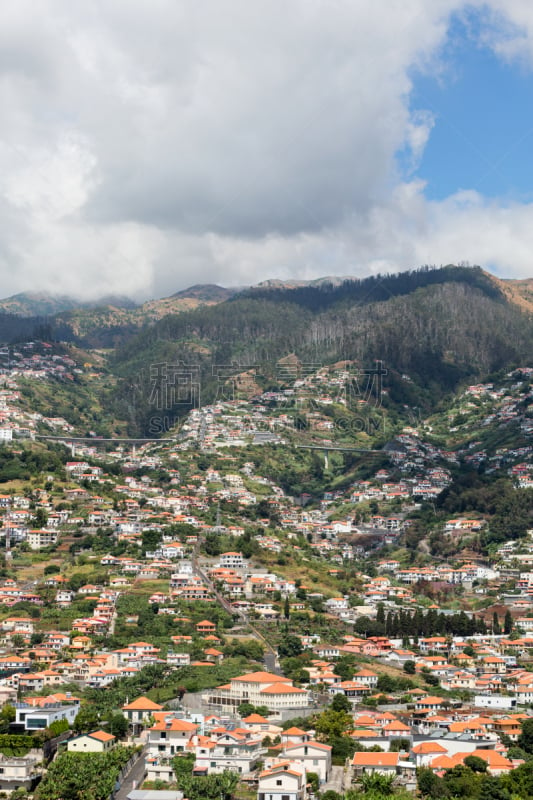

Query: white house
[282,741,332,784]
[67,731,116,753]
[258,762,307,800]
[193,730,264,774]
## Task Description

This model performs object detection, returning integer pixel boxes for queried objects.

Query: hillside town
[0,353,530,798]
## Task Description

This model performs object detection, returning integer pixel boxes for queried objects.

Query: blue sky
[409,10,533,203]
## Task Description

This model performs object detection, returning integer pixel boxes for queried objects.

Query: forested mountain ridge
[108,265,533,436]
[0,291,137,317]
[0,264,531,439]
[0,264,530,350]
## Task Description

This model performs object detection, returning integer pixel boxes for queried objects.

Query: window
[282,795,290,800]
[276,780,282,786]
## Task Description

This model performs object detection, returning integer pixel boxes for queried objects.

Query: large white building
[27,530,58,550]
[202,671,309,713]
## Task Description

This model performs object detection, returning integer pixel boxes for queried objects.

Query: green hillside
[108,265,533,435]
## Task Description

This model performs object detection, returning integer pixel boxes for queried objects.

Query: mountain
[255,276,351,289]
[0,286,237,347]
[0,291,137,317]
[54,286,239,348]
[108,265,533,435]
[169,284,237,302]
[2,265,533,437]
[490,275,533,314]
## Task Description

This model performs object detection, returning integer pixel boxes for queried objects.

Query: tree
[73,705,100,734]
[204,532,222,556]
[479,774,510,800]
[107,712,128,739]
[218,770,239,800]
[376,674,395,693]
[34,507,48,528]
[518,717,533,753]
[501,759,533,798]
[306,772,319,793]
[48,719,70,737]
[334,655,357,682]
[505,746,529,761]
[504,609,513,636]
[284,596,290,619]
[464,755,488,773]
[171,753,195,782]
[443,764,482,798]
[314,709,352,740]
[237,702,255,718]
[0,705,15,734]
[36,748,135,800]
[417,767,447,799]
[330,694,352,713]
[278,634,302,659]
[141,528,162,554]
[11,634,25,651]
[296,587,307,601]
[403,660,416,675]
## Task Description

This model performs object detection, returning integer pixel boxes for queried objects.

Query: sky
[3,1,533,300]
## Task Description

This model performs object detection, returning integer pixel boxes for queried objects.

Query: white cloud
[0,1,532,300]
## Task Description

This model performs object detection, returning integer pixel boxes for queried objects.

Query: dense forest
[107,266,533,435]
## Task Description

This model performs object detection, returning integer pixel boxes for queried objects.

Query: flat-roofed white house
[16,703,79,730]
[0,753,41,793]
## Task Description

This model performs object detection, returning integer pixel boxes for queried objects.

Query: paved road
[115,752,147,800]
[264,652,279,674]
[321,766,345,795]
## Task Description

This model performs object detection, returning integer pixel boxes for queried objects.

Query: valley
[0,265,530,800]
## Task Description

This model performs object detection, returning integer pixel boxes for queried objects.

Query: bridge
[33,434,165,456]
[295,443,384,468]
